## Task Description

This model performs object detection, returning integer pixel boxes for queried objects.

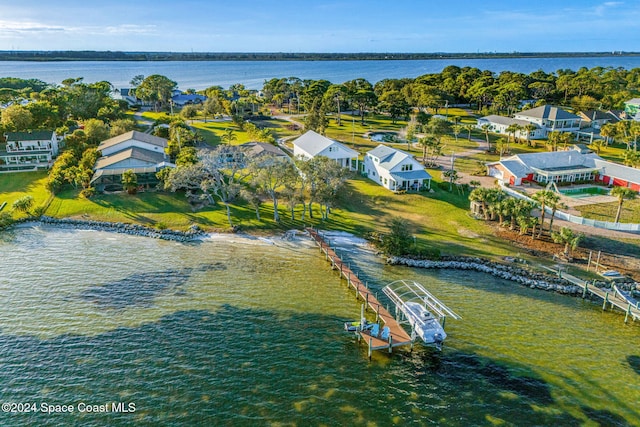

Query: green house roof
[4,130,54,142]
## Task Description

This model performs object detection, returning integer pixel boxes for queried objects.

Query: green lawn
[575,198,640,224]
[0,172,51,219]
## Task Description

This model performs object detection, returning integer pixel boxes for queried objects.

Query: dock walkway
[544,267,640,323]
[306,228,413,356]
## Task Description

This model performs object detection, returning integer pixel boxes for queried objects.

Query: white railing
[498,183,640,233]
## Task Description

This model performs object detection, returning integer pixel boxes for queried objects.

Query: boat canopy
[382,280,461,324]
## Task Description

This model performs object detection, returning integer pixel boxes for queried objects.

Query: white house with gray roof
[488,146,640,191]
[478,105,582,141]
[292,130,359,171]
[476,115,541,139]
[364,144,431,191]
[513,105,581,135]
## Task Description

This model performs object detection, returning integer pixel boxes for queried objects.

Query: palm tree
[524,123,537,147]
[547,199,567,233]
[121,169,138,194]
[221,128,237,146]
[551,227,584,259]
[610,186,638,223]
[452,124,463,143]
[481,123,492,151]
[589,138,606,155]
[546,131,561,152]
[464,124,474,141]
[599,122,617,146]
[505,123,520,146]
[531,189,560,238]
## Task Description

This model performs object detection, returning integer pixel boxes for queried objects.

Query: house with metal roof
[292,130,359,171]
[364,144,431,192]
[488,146,640,191]
[475,115,542,139]
[1,130,59,172]
[91,131,174,191]
[513,105,582,135]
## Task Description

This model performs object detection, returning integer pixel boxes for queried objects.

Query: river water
[2,56,640,90]
[0,226,638,425]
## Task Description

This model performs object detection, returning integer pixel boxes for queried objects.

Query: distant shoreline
[0,51,639,62]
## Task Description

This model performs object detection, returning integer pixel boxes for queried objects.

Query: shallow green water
[0,226,638,426]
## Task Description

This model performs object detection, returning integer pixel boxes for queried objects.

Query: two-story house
[364,145,431,192]
[91,130,174,191]
[1,130,59,172]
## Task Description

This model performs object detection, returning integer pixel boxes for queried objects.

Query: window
[401,164,413,171]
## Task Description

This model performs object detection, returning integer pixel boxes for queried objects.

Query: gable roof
[5,130,54,141]
[94,147,166,170]
[625,98,640,105]
[241,141,288,158]
[515,105,580,121]
[293,130,357,157]
[368,144,421,172]
[594,159,640,184]
[578,110,620,123]
[97,130,168,152]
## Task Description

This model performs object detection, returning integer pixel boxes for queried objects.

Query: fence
[499,183,640,233]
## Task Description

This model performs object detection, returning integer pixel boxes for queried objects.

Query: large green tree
[135,74,177,112]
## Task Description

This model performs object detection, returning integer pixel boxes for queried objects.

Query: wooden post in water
[603,292,609,311]
[582,281,588,299]
[625,304,631,323]
[368,338,372,360]
[376,304,380,323]
[587,251,592,271]
[388,334,393,354]
[595,251,601,272]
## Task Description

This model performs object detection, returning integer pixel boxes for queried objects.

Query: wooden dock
[306,228,413,357]
[544,267,640,323]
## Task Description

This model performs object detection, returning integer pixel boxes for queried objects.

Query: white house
[91,130,174,191]
[364,144,431,191]
[1,130,59,172]
[513,105,581,136]
[478,105,582,141]
[487,146,640,191]
[476,115,541,139]
[292,130,359,171]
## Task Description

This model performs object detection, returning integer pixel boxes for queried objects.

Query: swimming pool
[559,186,610,198]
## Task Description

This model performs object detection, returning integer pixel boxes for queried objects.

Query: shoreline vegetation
[0,51,638,62]
[12,217,636,296]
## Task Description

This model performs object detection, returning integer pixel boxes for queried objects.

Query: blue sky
[0,1,638,52]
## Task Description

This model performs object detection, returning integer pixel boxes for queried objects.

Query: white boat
[403,301,447,346]
[382,280,460,350]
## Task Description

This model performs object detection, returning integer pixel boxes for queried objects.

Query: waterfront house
[364,144,431,191]
[0,130,59,172]
[292,130,359,171]
[488,146,640,191]
[91,130,174,191]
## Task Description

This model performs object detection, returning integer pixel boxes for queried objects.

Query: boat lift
[382,280,461,347]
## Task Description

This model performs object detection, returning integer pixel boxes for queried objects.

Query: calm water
[2,57,640,90]
[0,226,638,426]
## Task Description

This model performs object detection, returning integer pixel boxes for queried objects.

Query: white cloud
[0,20,64,34]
